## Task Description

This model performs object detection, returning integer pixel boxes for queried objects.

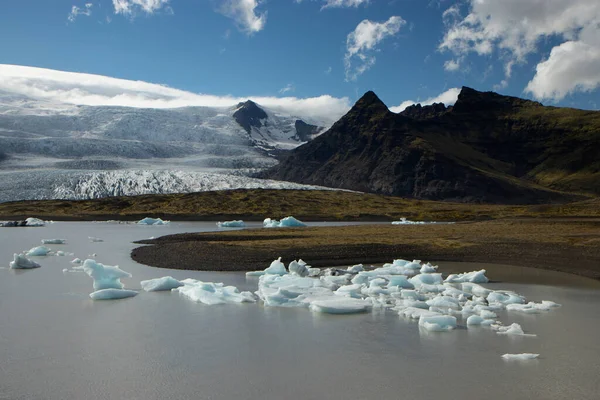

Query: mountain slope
[262,88,600,203]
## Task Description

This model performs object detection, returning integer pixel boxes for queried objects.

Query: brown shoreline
[131,219,600,281]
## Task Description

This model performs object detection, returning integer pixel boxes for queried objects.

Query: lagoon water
[1,221,600,400]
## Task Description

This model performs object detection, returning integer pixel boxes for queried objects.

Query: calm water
[1,222,600,400]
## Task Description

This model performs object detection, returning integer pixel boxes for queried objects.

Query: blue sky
[1,0,599,115]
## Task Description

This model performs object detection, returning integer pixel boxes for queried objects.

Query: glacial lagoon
[1,221,600,400]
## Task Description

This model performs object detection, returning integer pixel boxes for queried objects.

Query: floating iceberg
[175,279,256,305]
[71,258,82,264]
[82,259,132,290]
[263,216,307,228]
[26,246,52,256]
[41,239,66,245]
[495,323,536,337]
[506,301,561,313]
[309,298,370,314]
[217,220,246,228]
[246,257,288,276]
[140,276,183,292]
[445,270,489,284]
[25,217,45,227]
[89,237,104,242]
[90,289,138,300]
[419,315,457,332]
[391,218,429,225]
[9,254,41,269]
[466,315,495,326]
[289,260,309,277]
[137,217,170,225]
[501,353,539,360]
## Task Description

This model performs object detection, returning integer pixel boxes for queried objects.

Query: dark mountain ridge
[262,87,600,204]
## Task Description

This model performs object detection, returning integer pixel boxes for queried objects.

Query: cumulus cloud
[389,87,461,113]
[112,0,171,15]
[439,0,600,97]
[443,58,461,72]
[218,0,267,35]
[321,0,369,9]
[68,3,93,22]
[345,16,405,81]
[0,64,350,124]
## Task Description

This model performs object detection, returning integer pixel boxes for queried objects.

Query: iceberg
[346,264,364,273]
[391,218,428,225]
[487,291,525,305]
[9,253,41,269]
[246,257,288,276]
[445,269,489,283]
[495,323,536,337]
[418,315,457,332]
[25,217,45,227]
[140,276,183,292]
[309,298,370,314]
[41,239,66,244]
[506,301,561,313]
[90,289,138,300]
[89,236,104,242]
[501,353,539,360]
[137,217,170,225]
[217,220,246,228]
[82,259,132,290]
[263,216,307,228]
[26,246,52,256]
[466,315,495,326]
[71,258,82,264]
[289,260,309,277]
[175,280,256,305]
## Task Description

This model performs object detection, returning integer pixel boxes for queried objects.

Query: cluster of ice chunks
[263,216,307,228]
[175,279,256,305]
[217,220,246,228]
[81,259,137,300]
[137,217,170,225]
[391,218,429,225]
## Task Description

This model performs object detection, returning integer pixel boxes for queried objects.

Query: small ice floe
[289,260,309,277]
[9,254,41,269]
[26,246,52,257]
[445,270,489,284]
[494,323,536,337]
[71,258,82,264]
[140,276,184,292]
[89,289,138,300]
[137,217,170,225]
[41,239,67,245]
[487,291,526,305]
[217,220,246,228]
[175,279,256,305]
[309,298,370,314]
[346,264,364,273]
[466,315,495,326]
[391,217,429,225]
[263,216,307,228]
[82,259,131,290]
[25,217,45,227]
[419,315,457,332]
[506,301,561,314]
[89,237,104,242]
[501,353,539,361]
[246,257,288,276]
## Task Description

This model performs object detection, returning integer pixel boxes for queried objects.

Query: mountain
[0,92,326,202]
[261,87,600,204]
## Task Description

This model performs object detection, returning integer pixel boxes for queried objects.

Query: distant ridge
[262,87,600,204]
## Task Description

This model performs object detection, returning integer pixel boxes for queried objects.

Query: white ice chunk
[409,273,444,288]
[426,296,461,310]
[391,218,428,225]
[420,263,438,273]
[387,275,414,289]
[289,260,309,277]
[217,220,246,228]
[140,276,183,292]
[41,239,66,244]
[309,298,370,314]
[26,246,51,256]
[466,315,495,326]
[263,216,307,228]
[487,291,526,305]
[495,323,536,337]
[82,259,132,290]
[501,353,539,360]
[9,253,41,269]
[479,310,497,319]
[346,264,364,273]
[71,258,82,264]
[307,267,321,277]
[89,237,104,242]
[334,284,364,298]
[445,269,489,283]
[506,301,561,313]
[398,307,442,319]
[176,280,256,305]
[461,282,492,297]
[419,315,457,332]
[25,217,45,227]
[137,217,170,225]
[90,288,138,300]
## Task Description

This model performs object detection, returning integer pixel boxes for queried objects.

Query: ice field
[1,220,600,400]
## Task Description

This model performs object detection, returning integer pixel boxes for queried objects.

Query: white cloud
[439,0,600,95]
[321,0,369,9]
[68,3,93,22]
[325,66,332,74]
[443,58,460,71]
[112,0,171,15]
[0,64,350,125]
[218,0,267,35]
[389,87,461,113]
[344,16,405,81]
[279,83,295,94]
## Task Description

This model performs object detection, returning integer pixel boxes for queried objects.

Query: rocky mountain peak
[233,100,268,133]
[400,102,448,119]
[452,86,542,114]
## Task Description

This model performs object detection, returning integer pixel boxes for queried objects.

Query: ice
[137,217,170,225]
[419,315,457,332]
[25,217,45,226]
[409,273,444,288]
[90,289,138,300]
[217,220,246,228]
[501,353,539,360]
[426,296,461,310]
[391,218,428,225]
[445,269,489,283]
[89,237,104,242]
[420,263,438,273]
[263,216,307,228]
[71,258,82,264]
[41,239,66,244]
[479,310,497,319]
[309,298,370,314]
[9,253,41,269]
[398,307,441,319]
[176,280,256,305]
[289,260,309,277]
[307,267,321,277]
[487,291,525,305]
[246,257,288,277]
[25,246,51,256]
[466,315,495,326]
[387,275,414,289]
[506,301,561,313]
[461,283,492,297]
[346,264,364,273]
[140,276,184,292]
[334,284,364,298]
[495,323,536,337]
[82,259,132,290]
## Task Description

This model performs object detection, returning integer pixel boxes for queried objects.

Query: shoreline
[131,220,600,281]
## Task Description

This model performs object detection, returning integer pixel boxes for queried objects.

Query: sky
[0,0,599,120]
